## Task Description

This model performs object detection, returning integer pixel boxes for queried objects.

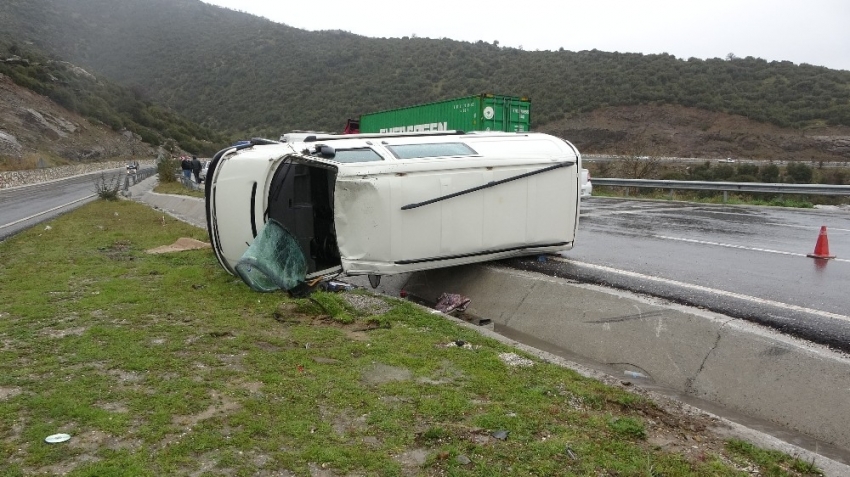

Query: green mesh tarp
[235,219,307,292]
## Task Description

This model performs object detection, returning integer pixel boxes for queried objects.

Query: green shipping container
[358,94,531,134]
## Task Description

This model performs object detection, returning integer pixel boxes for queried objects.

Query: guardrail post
[723,191,728,203]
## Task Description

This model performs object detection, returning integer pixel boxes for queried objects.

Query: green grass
[0,199,823,476]
[153,180,205,198]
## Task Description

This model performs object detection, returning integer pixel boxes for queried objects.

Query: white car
[580,168,592,197]
[205,132,582,290]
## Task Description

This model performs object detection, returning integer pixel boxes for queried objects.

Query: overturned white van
[205,131,581,290]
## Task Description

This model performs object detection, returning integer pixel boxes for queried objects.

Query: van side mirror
[318,145,335,158]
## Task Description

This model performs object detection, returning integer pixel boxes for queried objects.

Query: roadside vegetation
[590,187,830,208]
[0,198,823,476]
[153,180,205,198]
[589,157,849,207]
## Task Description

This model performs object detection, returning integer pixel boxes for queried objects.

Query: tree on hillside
[615,129,662,179]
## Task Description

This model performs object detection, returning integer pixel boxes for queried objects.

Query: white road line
[653,235,850,263]
[0,194,95,229]
[763,222,850,233]
[552,256,850,323]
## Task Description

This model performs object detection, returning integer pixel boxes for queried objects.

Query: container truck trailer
[344,93,531,134]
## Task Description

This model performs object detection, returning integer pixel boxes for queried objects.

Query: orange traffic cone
[807,226,836,259]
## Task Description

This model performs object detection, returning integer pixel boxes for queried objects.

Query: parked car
[205,131,582,291]
[580,168,592,197]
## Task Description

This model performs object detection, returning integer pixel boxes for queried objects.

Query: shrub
[736,163,759,176]
[759,164,781,182]
[785,162,813,183]
[157,157,180,183]
[818,169,847,185]
[93,173,122,200]
[712,164,735,180]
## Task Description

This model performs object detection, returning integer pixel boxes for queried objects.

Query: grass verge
[153,180,205,198]
[0,199,823,476]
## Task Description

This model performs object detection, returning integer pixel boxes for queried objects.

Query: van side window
[386,143,477,160]
[333,148,384,163]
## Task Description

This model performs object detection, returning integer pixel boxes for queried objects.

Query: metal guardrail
[593,178,850,200]
[122,167,156,191]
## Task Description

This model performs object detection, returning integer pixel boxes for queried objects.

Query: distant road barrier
[122,167,156,191]
[593,178,850,201]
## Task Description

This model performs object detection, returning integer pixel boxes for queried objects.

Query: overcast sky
[201,0,849,71]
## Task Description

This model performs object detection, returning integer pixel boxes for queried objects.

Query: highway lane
[0,169,124,240]
[509,198,850,351]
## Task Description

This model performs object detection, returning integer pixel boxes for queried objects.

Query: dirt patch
[320,405,368,437]
[0,386,22,400]
[42,326,87,339]
[361,363,412,386]
[340,293,392,315]
[172,390,241,430]
[393,448,429,475]
[273,302,385,338]
[145,237,211,254]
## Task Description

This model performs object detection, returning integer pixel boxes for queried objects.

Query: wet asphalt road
[508,197,850,352]
[0,171,123,240]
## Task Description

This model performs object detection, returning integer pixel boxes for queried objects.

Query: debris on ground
[434,293,471,314]
[320,280,355,293]
[145,237,211,254]
[44,433,71,444]
[498,352,535,368]
[443,340,479,350]
[341,293,392,315]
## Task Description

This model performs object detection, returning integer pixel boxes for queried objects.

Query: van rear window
[386,143,477,159]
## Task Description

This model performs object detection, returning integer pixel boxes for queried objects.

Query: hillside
[0,72,154,170]
[1,0,849,163]
[539,104,850,161]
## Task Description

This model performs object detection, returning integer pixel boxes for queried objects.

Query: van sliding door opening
[266,161,341,275]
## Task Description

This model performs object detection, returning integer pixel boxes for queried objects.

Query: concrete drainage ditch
[377,264,850,463]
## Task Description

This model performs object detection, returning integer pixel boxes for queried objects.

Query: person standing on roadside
[181,156,192,182]
[191,155,202,184]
